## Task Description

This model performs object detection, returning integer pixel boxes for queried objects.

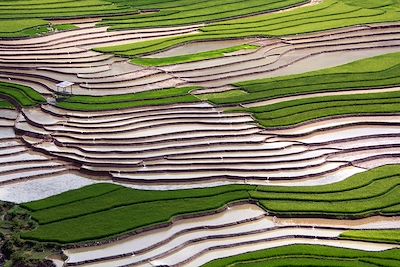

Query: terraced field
[1,0,400,266]
[96,0,400,57]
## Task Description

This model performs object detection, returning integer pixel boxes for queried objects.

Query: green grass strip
[100,0,307,30]
[21,190,251,243]
[203,244,400,267]
[57,86,201,111]
[0,99,14,109]
[0,82,46,107]
[0,19,48,33]
[239,90,400,128]
[341,230,400,244]
[26,185,253,224]
[203,0,399,35]
[197,89,248,101]
[231,257,375,267]
[0,0,137,20]
[251,166,400,217]
[53,24,78,31]
[23,183,122,211]
[0,0,138,38]
[0,18,50,38]
[131,44,258,66]
[20,165,400,243]
[0,20,78,38]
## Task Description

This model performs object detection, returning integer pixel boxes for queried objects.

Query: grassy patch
[21,185,252,243]
[0,19,48,32]
[131,44,258,66]
[0,99,14,109]
[23,183,122,211]
[203,244,400,267]
[203,0,400,35]
[27,185,252,225]
[196,89,248,101]
[0,82,46,107]
[238,90,400,128]
[341,230,400,244]
[20,165,400,243]
[53,24,78,31]
[0,0,137,20]
[100,0,307,30]
[57,87,200,111]
[254,165,400,217]
[0,19,50,38]
[0,0,138,38]
[0,0,308,36]
[0,20,78,38]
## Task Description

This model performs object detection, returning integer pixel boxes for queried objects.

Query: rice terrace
[2,0,400,266]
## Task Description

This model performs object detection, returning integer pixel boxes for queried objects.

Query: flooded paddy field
[1,1,400,265]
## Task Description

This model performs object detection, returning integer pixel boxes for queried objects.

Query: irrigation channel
[1,1,400,265]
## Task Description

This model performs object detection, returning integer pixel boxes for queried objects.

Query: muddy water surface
[147,39,258,58]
